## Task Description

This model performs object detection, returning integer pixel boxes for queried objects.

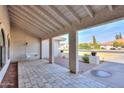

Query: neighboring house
[100,38,124,50]
[100,41,114,50]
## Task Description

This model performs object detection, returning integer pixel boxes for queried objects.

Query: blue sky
[62,19,124,43]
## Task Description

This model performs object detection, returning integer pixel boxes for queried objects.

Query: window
[0,29,5,69]
[8,35,10,59]
[0,29,4,47]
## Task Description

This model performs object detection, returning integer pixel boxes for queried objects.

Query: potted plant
[91,51,96,56]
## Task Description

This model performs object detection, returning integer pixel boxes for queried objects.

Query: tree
[91,36,101,49]
[113,41,119,47]
[90,43,100,49]
[115,34,120,40]
[119,32,122,39]
[92,36,96,45]
[115,33,123,40]
[113,41,124,48]
[78,43,91,50]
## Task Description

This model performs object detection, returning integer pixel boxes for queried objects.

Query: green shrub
[82,54,89,64]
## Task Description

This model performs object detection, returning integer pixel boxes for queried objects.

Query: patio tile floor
[18,60,109,88]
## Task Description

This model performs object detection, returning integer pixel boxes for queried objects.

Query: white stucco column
[49,38,54,63]
[69,31,79,74]
[40,38,42,59]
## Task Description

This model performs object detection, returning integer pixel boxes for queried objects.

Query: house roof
[101,41,114,46]
[7,5,124,39]
[101,38,124,46]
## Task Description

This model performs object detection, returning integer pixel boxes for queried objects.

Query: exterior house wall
[53,40,61,57]
[42,39,61,60]
[11,26,40,62]
[42,39,49,59]
[101,45,113,50]
[0,6,11,83]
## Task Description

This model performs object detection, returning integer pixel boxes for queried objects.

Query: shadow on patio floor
[54,57,97,73]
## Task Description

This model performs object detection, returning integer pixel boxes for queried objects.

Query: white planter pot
[89,56,100,64]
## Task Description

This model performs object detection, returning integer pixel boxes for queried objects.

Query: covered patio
[1,5,124,88]
[8,5,124,74]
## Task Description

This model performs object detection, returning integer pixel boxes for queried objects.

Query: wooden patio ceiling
[7,5,124,39]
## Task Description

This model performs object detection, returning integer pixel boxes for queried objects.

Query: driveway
[83,62,124,88]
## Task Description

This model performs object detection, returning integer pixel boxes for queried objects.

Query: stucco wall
[11,26,40,62]
[42,39,49,59]
[42,39,60,59]
[53,40,61,57]
[0,5,11,83]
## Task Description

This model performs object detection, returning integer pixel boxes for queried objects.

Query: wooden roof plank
[11,18,45,35]
[11,22,44,38]
[47,6,72,26]
[108,5,113,11]
[83,5,94,18]
[9,6,56,33]
[64,5,81,24]
[9,11,50,34]
[20,6,59,32]
[30,5,64,29]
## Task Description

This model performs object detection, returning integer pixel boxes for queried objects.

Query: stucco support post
[49,37,54,63]
[69,31,79,74]
[40,38,42,59]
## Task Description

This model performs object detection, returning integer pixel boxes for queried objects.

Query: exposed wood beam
[10,12,50,35]
[108,5,113,11]
[19,27,42,38]
[11,18,45,36]
[64,6,81,24]
[10,6,58,32]
[12,22,43,38]
[9,6,73,38]
[15,23,49,39]
[83,5,94,18]
[47,6,72,26]
[9,6,56,33]
[9,11,50,34]
[29,5,64,29]
[11,20,49,39]
[9,11,51,35]
[19,6,59,32]
[10,13,62,38]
